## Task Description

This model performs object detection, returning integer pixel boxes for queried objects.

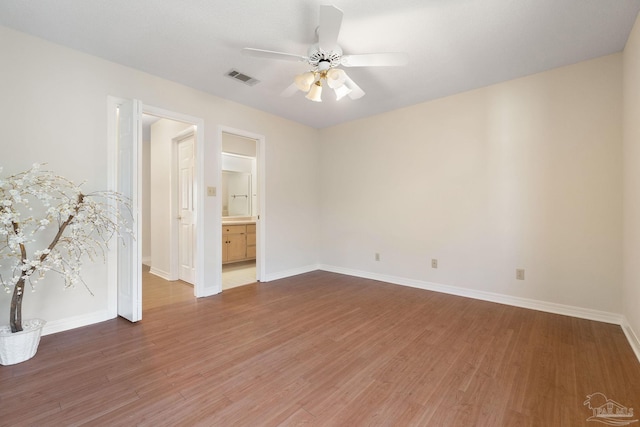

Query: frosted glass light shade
[326,68,347,89]
[334,84,352,100]
[295,72,315,92]
[306,81,323,102]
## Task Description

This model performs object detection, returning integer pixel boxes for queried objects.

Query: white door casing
[177,134,196,284]
[109,98,210,317]
[114,98,142,322]
[218,126,266,285]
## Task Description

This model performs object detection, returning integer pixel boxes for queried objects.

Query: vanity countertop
[222,218,257,225]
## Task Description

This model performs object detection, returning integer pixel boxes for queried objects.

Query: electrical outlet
[375,253,380,261]
[431,259,438,269]
[516,268,525,280]
[207,186,216,197]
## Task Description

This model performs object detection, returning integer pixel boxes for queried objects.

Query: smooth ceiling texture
[1,0,639,128]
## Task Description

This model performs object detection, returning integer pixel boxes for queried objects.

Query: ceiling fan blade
[242,48,307,62]
[341,52,409,67]
[280,82,299,97]
[318,5,343,52]
[344,76,365,100]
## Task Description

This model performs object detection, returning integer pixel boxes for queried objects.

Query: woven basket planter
[0,319,46,365]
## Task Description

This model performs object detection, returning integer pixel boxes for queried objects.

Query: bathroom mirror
[222,170,252,217]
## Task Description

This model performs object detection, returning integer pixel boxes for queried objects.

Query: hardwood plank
[1,270,639,426]
[277,406,317,426]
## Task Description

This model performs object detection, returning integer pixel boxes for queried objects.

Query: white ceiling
[1,0,639,129]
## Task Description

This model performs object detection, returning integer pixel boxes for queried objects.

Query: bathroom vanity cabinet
[222,223,256,264]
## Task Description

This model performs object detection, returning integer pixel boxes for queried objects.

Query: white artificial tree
[0,164,130,333]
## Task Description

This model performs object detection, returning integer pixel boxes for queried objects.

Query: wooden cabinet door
[222,225,246,262]
[246,244,256,259]
[246,231,256,246]
[227,232,246,261]
[222,224,255,263]
[222,237,229,262]
[246,226,256,259]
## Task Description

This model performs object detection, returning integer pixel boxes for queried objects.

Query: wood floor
[142,265,195,310]
[1,271,639,426]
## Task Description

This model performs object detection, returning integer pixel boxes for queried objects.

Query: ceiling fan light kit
[296,67,352,102]
[242,4,408,103]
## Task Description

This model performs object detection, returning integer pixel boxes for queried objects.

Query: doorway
[142,113,198,305]
[110,99,267,321]
[108,96,207,322]
[221,131,260,290]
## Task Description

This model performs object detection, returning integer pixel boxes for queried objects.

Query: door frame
[108,97,206,320]
[218,126,266,284]
[107,97,142,321]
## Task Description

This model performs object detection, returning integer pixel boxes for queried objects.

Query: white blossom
[0,164,132,301]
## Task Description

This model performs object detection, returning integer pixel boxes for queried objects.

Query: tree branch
[9,193,84,333]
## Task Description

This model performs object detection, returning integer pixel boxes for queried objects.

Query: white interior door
[178,135,196,284]
[116,99,142,322]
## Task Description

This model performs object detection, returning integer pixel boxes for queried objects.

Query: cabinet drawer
[223,225,245,235]
[246,224,256,233]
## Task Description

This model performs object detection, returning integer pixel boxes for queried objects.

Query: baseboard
[262,264,320,282]
[149,267,172,281]
[319,264,624,325]
[141,256,152,266]
[621,317,640,364]
[42,310,115,336]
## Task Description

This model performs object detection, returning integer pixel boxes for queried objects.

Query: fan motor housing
[307,43,342,69]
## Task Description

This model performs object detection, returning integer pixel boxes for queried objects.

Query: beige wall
[320,54,623,314]
[0,25,321,331]
[623,13,640,353]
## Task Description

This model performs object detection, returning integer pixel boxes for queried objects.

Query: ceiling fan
[242,4,409,102]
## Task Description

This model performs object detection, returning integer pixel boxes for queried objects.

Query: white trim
[174,125,196,141]
[149,267,172,281]
[42,310,114,336]
[262,264,320,282]
[222,152,254,161]
[257,134,266,282]
[108,96,143,322]
[319,264,624,325]
[622,317,640,364]
[106,96,121,319]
